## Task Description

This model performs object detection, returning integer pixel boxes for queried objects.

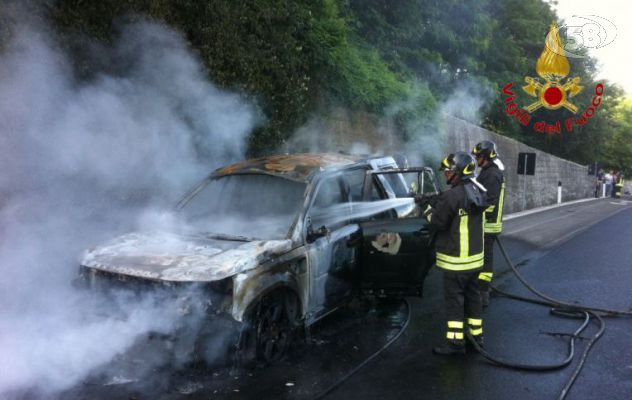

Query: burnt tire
[236,290,299,367]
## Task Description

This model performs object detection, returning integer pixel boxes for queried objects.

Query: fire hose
[314,237,631,400]
[312,298,411,400]
[466,237,631,400]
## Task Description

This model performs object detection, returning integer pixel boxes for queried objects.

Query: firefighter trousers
[443,269,483,345]
[478,233,497,293]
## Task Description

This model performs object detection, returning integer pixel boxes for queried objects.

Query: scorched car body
[78,153,439,363]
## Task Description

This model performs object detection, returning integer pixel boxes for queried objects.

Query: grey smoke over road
[0,14,256,396]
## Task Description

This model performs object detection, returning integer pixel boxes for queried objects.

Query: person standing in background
[596,169,604,198]
[610,171,618,198]
[605,171,614,197]
[614,172,625,198]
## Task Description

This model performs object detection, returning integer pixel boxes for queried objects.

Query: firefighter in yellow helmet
[472,140,505,307]
[422,152,487,355]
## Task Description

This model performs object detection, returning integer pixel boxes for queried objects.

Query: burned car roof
[213,153,363,182]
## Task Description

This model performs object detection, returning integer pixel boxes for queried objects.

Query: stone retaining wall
[444,115,595,213]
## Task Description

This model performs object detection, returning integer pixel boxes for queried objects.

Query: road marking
[545,206,632,248]
[504,197,600,221]
[504,213,575,236]
[504,199,631,238]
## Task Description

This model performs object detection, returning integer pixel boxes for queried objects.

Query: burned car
[79,153,439,364]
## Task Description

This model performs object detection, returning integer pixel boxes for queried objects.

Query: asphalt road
[329,197,632,400]
[58,197,632,400]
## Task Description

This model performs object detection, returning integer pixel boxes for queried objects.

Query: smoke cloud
[0,12,256,397]
[279,79,492,169]
[402,79,493,167]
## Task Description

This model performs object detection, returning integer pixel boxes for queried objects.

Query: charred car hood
[80,231,293,282]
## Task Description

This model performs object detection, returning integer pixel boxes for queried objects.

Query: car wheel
[237,290,299,366]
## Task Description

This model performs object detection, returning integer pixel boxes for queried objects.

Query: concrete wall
[444,115,595,213]
[308,108,597,214]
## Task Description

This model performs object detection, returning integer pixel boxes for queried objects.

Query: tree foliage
[604,99,632,176]
[7,0,628,163]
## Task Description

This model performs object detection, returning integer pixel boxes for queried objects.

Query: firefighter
[615,173,625,198]
[422,152,487,355]
[472,140,505,307]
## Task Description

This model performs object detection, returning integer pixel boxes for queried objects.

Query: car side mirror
[307,224,330,243]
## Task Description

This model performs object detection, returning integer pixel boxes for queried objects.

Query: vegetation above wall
[3,0,629,174]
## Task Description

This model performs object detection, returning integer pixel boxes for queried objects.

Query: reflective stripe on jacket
[425,182,484,271]
[478,162,505,234]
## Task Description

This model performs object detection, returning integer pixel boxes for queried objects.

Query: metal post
[557,181,562,204]
[522,156,528,210]
[602,183,606,198]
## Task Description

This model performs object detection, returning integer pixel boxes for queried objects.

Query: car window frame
[364,167,439,220]
[339,166,371,203]
[175,172,308,240]
[303,172,352,232]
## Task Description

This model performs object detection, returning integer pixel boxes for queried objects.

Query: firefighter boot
[433,340,466,356]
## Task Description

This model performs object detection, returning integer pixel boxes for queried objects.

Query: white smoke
[440,79,492,122]
[389,79,493,167]
[279,112,385,156]
[0,15,256,397]
[278,79,492,168]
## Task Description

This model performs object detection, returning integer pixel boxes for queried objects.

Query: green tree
[604,99,632,176]
[50,0,412,154]
[4,0,627,165]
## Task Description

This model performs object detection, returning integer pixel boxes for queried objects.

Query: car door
[358,167,439,297]
[304,173,359,322]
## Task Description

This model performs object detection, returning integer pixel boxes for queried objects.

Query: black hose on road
[471,237,615,400]
[312,298,411,400]
[313,236,622,400]
[466,310,590,371]
[496,239,632,317]
[558,311,605,400]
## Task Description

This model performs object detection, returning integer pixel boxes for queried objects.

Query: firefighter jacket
[615,177,625,187]
[478,161,505,234]
[424,181,485,271]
